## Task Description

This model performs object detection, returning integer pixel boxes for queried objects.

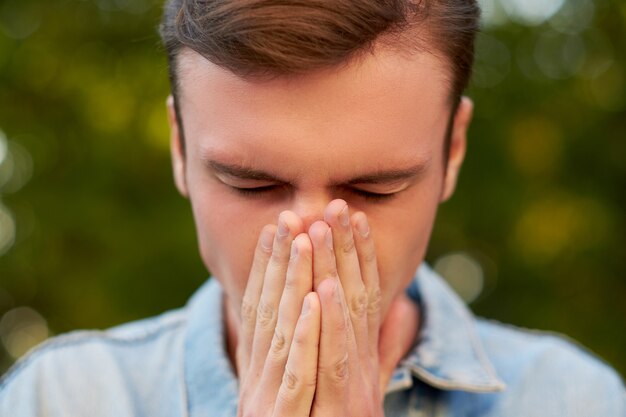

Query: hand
[309,200,416,415]
[236,201,419,417]
[236,210,320,416]
[302,200,382,416]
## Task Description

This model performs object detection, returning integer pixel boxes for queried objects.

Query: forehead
[176,48,451,180]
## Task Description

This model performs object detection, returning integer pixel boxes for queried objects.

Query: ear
[167,95,189,198]
[440,96,473,202]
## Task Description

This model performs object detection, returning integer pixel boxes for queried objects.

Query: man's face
[169,47,471,316]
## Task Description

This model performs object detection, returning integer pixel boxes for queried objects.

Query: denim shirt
[1,264,624,416]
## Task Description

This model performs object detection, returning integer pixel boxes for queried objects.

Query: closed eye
[230,184,398,202]
[349,188,397,202]
[230,185,280,197]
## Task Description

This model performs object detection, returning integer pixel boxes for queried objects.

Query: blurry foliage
[0,0,624,377]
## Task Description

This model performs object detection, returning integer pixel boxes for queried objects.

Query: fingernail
[356,216,370,238]
[277,219,289,238]
[325,228,334,251]
[339,205,350,227]
[301,295,311,316]
[290,240,298,259]
[260,228,274,251]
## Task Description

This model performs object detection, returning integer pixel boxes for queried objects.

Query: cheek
[371,183,442,310]
[190,191,269,301]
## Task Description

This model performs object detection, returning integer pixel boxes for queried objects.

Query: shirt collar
[183,278,239,417]
[397,264,506,393]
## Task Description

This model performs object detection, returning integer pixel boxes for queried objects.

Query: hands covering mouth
[236,199,419,417]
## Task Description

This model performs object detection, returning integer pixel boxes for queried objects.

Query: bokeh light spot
[534,32,586,79]
[0,141,33,194]
[0,130,7,164]
[501,0,566,26]
[478,0,509,27]
[549,0,595,34]
[434,253,485,304]
[0,0,42,40]
[0,307,49,359]
[0,203,16,256]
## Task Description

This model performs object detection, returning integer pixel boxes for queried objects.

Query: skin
[167,45,473,415]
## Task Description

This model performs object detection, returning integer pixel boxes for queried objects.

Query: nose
[290,191,334,232]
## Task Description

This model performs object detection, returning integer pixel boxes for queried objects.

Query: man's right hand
[236,211,319,417]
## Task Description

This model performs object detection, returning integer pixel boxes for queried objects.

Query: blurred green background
[0,0,624,377]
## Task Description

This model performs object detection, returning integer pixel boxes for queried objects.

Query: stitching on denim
[0,312,186,392]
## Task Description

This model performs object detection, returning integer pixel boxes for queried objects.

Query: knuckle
[282,368,299,391]
[316,270,339,283]
[350,290,368,318]
[292,325,308,347]
[256,301,276,329]
[330,354,349,384]
[283,275,297,292]
[361,245,377,264]
[340,237,355,254]
[320,355,349,385]
[367,287,382,316]
[270,328,287,356]
[241,299,257,326]
[276,371,316,410]
[325,268,339,281]
[282,367,316,393]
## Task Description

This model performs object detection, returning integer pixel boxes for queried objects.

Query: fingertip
[350,210,367,225]
[323,199,348,223]
[293,233,312,258]
[308,220,329,240]
[278,210,305,236]
[351,211,370,239]
[301,292,320,316]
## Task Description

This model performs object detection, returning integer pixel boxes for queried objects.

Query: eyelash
[230,185,396,202]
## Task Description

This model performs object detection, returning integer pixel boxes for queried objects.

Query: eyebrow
[206,160,285,182]
[345,164,430,185]
[205,159,430,185]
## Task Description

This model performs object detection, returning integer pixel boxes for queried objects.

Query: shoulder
[475,318,625,415]
[0,308,187,416]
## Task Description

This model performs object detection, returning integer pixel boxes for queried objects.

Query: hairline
[170,44,460,166]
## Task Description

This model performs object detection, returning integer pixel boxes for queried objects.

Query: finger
[324,200,369,361]
[351,211,382,363]
[259,233,313,399]
[313,278,349,415]
[273,293,320,417]
[248,211,303,383]
[309,221,363,382]
[237,224,276,382]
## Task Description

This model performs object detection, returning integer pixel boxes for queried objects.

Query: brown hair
[159,0,480,154]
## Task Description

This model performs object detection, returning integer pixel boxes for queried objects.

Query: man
[1,0,624,415]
